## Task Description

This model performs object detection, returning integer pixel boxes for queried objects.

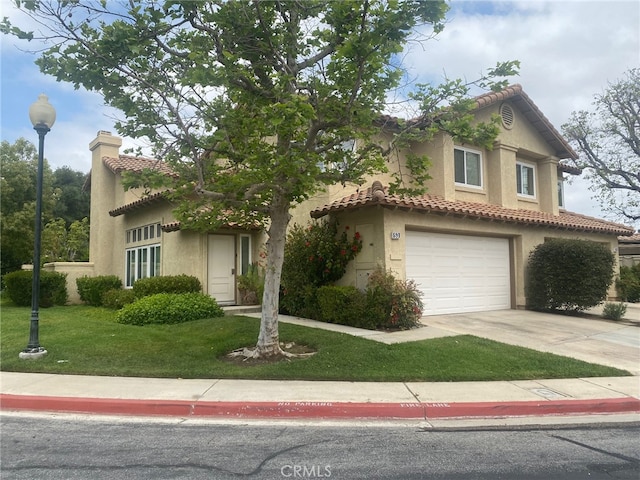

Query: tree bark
[255,193,291,357]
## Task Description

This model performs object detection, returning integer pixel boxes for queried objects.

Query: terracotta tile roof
[474,84,578,160]
[103,155,177,177]
[311,182,634,236]
[83,154,178,191]
[374,85,578,162]
[619,233,640,243]
[109,191,169,217]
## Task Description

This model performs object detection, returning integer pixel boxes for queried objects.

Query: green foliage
[316,285,372,329]
[602,302,627,321]
[76,275,122,307]
[101,288,137,310]
[116,293,223,326]
[526,239,615,312]
[0,138,54,275]
[366,268,423,330]
[131,275,202,298]
[306,269,423,331]
[3,0,517,351]
[51,166,90,227]
[237,263,264,305]
[1,138,90,274]
[281,220,362,317]
[3,270,67,307]
[617,264,640,303]
[42,217,90,263]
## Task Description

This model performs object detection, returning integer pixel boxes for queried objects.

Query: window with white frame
[557,177,565,208]
[516,161,536,197]
[125,244,161,287]
[454,148,482,188]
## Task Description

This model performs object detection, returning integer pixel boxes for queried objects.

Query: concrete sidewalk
[1,372,639,424]
[1,307,639,424]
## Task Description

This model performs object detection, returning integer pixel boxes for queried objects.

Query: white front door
[207,235,236,304]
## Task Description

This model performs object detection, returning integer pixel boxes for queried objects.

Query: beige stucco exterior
[63,87,630,311]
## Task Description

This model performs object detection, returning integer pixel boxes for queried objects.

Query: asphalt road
[1,414,639,479]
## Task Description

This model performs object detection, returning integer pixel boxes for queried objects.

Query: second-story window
[516,161,536,197]
[454,147,482,188]
[557,178,565,208]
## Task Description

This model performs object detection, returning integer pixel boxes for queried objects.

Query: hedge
[526,238,615,312]
[116,292,224,325]
[131,275,202,298]
[3,270,68,307]
[76,275,122,306]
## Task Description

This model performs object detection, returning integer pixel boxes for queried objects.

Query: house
[51,85,634,312]
[619,234,640,267]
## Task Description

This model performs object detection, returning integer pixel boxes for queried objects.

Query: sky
[1,0,639,228]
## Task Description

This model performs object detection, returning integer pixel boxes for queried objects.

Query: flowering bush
[280,220,362,317]
[366,268,423,330]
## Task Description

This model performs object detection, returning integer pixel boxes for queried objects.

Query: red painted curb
[1,394,639,420]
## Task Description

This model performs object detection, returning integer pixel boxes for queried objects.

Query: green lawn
[0,304,630,381]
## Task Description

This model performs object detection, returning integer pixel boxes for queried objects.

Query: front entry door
[207,235,236,304]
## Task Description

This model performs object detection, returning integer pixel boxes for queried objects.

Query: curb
[2,394,640,420]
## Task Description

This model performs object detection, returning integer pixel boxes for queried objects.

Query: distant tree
[52,166,90,227]
[1,139,89,275]
[0,138,55,274]
[3,1,517,358]
[563,68,640,223]
[42,217,90,263]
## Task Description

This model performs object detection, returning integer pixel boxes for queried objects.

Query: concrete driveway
[422,307,640,375]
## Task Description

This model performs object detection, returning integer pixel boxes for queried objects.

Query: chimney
[88,130,123,273]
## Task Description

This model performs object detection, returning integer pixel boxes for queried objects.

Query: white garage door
[406,231,511,315]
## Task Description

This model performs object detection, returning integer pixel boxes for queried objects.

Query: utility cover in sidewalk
[529,388,570,399]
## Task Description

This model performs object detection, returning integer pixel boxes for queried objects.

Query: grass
[0,303,630,381]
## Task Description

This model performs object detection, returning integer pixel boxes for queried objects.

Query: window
[557,178,565,208]
[126,223,161,244]
[240,235,251,275]
[125,244,161,287]
[454,148,482,187]
[516,161,536,197]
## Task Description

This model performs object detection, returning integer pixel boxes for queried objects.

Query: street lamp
[19,94,56,360]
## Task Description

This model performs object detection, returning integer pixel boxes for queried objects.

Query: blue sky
[1,1,639,227]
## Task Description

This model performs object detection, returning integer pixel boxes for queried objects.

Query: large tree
[0,138,55,275]
[562,68,640,223]
[3,0,517,358]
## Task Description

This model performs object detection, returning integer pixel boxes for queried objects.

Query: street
[1,413,639,479]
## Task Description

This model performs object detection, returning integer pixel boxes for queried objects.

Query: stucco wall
[43,262,95,304]
[333,208,620,309]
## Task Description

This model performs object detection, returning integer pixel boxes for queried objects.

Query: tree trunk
[255,195,291,357]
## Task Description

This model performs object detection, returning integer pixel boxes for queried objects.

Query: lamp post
[19,94,56,360]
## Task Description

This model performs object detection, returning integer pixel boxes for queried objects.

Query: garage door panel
[406,231,511,315]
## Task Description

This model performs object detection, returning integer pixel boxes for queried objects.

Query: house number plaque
[390,232,401,240]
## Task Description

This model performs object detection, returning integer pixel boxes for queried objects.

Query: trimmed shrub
[3,270,68,307]
[602,302,627,321]
[526,238,615,312]
[131,274,202,298]
[116,292,224,325]
[366,268,423,330]
[102,288,137,310]
[76,275,122,306]
[617,264,640,303]
[316,285,372,328]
